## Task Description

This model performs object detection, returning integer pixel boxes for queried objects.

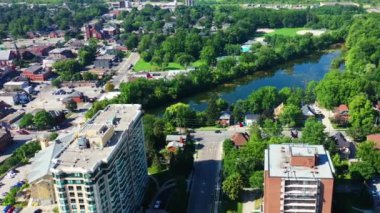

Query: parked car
[6,206,15,213]
[2,205,11,213]
[16,129,29,135]
[214,130,221,133]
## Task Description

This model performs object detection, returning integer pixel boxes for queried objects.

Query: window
[71,204,77,209]
[68,186,74,191]
[70,199,76,203]
[76,186,82,191]
[78,193,83,197]
[69,193,75,197]
[79,199,84,204]
[80,205,85,209]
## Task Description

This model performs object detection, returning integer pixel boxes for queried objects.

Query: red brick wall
[264,171,281,213]
[320,178,334,213]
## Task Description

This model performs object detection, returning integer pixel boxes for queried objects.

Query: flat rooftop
[265,144,335,179]
[52,104,142,173]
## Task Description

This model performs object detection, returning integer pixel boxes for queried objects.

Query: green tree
[33,110,55,130]
[49,132,59,141]
[205,95,221,126]
[232,100,247,123]
[175,53,194,69]
[247,86,279,113]
[262,119,282,137]
[200,46,217,66]
[52,78,62,88]
[222,173,243,201]
[302,118,326,145]
[348,94,375,140]
[350,141,380,180]
[279,104,302,127]
[66,99,77,112]
[164,103,196,128]
[19,113,34,129]
[249,171,264,191]
[105,82,115,92]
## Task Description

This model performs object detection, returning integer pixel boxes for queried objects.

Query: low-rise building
[22,64,52,81]
[48,48,75,60]
[27,45,54,57]
[166,134,187,144]
[334,104,349,126]
[3,81,29,92]
[218,112,231,126]
[0,110,25,128]
[0,50,17,66]
[244,114,260,126]
[94,55,115,69]
[231,132,249,148]
[0,66,15,80]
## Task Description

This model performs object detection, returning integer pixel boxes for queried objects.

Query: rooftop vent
[77,136,89,150]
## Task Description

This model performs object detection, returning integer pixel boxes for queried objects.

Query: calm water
[151,50,341,114]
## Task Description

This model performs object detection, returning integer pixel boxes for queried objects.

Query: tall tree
[348,94,375,139]
[222,173,243,201]
[302,118,327,145]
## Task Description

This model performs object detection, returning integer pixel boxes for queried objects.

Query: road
[112,52,140,88]
[187,130,233,213]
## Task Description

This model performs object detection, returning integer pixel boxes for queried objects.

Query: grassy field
[196,126,227,131]
[268,28,308,36]
[134,59,204,72]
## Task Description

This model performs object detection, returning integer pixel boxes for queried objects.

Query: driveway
[187,130,233,213]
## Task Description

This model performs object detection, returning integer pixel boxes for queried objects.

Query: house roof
[367,134,380,149]
[336,104,349,112]
[231,132,250,146]
[219,112,231,120]
[166,134,186,142]
[0,50,12,61]
[245,114,259,121]
[333,132,350,148]
[301,105,315,117]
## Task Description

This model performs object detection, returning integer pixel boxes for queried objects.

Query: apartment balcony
[285,184,318,188]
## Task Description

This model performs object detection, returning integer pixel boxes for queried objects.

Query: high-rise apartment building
[264,144,335,213]
[51,104,148,213]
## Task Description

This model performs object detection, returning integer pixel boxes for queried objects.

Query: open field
[268,27,307,36]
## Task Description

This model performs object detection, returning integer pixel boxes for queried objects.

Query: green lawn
[268,28,308,36]
[196,126,227,131]
[133,59,185,72]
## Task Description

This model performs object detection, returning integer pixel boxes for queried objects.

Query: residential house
[231,132,250,148]
[244,114,260,126]
[48,48,75,60]
[27,45,54,57]
[166,134,187,152]
[64,39,85,54]
[89,68,107,78]
[274,103,284,119]
[22,64,52,81]
[366,134,380,149]
[301,105,317,117]
[334,104,349,126]
[83,22,103,40]
[94,55,115,69]
[0,128,12,152]
[42,57,58,69]
[102,26,119,38]
[0,110,25,128]
[332,132,354,159]
[219,112,231,126]
[48,30,65,38]
[0,50,17,66]
[0,91,30,105]
[162,22,175,35]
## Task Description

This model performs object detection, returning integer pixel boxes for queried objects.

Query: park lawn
[269,28,308,36]
[133,59,185,72]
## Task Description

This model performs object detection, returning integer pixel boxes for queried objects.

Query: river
[151,49,341,114]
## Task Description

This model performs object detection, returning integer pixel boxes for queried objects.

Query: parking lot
[0,164,30,201]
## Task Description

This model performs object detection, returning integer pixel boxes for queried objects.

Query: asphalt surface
[112,52,140,88]
[187,130,232,213]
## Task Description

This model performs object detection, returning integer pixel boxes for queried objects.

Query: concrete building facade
[51,104,148,213]
[264,144,335,213]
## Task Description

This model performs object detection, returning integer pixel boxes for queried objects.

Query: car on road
[3,205,11,213]
[214,130,221,133]
[6,206,15,213]
[154,200,161,209]
[33,209,42,213]
[17,129,29,135]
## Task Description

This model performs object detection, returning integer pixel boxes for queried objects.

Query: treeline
[0,3,107,38]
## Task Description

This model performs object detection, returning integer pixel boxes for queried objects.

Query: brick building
[264,144,335,213]
[22,65,52,81]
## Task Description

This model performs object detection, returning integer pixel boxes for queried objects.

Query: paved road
[112,52,140,88]
[187,130,232,213]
